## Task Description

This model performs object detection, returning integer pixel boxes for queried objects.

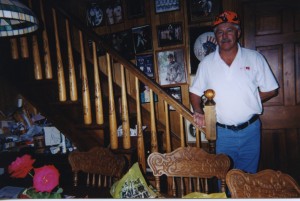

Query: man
[189,11,279,173]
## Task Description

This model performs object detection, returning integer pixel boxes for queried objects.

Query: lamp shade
[0,0,38,37]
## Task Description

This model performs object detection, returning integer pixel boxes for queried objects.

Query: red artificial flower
[8,154,35,178]
[33,165,60,193]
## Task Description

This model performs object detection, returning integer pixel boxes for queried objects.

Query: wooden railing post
[204,89,216,154]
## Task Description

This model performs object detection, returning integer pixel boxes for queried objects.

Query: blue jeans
[216,119,261,173]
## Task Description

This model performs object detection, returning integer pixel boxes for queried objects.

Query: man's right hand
[193,111,206,128]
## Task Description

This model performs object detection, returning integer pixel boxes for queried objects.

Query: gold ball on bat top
[204,89,215,100]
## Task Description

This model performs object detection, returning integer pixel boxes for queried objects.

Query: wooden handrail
[50,1,205,135]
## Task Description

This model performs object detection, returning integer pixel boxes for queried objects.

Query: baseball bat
[20,37,29,58]
[32,34,43,80]
[106,53,118,149]
[92,41,103,124]
[135,78,146,172]
[40,0,53,79]
[164,101,171,152]
[65,19,78,101]
[179,114,185,147]
[149,89,158,153]
[120,64,131,149]
[29,0,43,80]
[79,30,92,124]
[10,38,19,60]
[52,9,67,102]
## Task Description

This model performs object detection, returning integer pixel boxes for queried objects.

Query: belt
[216,115,259,131]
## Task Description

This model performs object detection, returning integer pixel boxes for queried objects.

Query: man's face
[214,22,240,52]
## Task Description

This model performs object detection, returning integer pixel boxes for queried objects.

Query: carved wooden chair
[147,146,231,197]
[226,169,300,198]
[67,146,126,197]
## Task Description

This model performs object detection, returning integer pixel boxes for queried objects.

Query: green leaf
[22,188,62,199]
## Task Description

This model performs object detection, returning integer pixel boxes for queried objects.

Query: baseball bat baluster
[106,53,118,149]
[20,37,29,58]
[92,41,103,124]
[164,101,171,153]
[52,9,67,102]
[149,89,158,153]
[135,78,146,172]
[120,64,130,149]
[79,30,92,125]
[29,0,43,80]
[10,38,19,60]
[40,0,53,79]
[65,19,78,101]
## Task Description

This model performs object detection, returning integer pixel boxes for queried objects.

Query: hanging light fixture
[0,0,38,37]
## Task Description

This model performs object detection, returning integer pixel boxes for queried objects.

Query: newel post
[204,89,216,154]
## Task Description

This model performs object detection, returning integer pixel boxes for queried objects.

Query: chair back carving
[147,146,231,197]
[226,169,300,198]
[68,146,126,188]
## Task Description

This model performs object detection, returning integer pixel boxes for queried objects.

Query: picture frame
[189,26,216,74]
[86,2,105,27]
[104,0,124,25]
[140,82,158,104]
[155,0,180,14]
[157,22,183,47]
[109,30,135,60]
[136,54,155,78]
[185,85,207,143]
[132,25,153,54]
[126,0,145,19]
[165,86,182,111]
[185,118,207,143]
[187,0,221,23]
[156,48,187,86]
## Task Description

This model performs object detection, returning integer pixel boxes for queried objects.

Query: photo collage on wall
[84,0,218,143]
[86,0,124,28]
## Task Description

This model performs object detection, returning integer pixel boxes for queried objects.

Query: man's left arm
[259,89,278,103]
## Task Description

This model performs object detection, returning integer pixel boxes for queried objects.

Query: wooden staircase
[0,0,208,173]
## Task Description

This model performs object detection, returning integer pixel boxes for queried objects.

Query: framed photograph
[136,54,154,78]
[187,0,221,23]
[185,118,207,143]
[86,2,105,27]
[189,26,216,74]
[156,48,187,86]
[109,30,135,60]
[185,90,207,143]
[165,86,182,111]
[132,25,153,54]
[126,0,145,19]
[104,0,124,25]
[155,0,180,14]
[157,22,183,47]
[140,82,158,104]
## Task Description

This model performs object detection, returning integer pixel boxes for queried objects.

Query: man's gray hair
[213,24,240,33]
